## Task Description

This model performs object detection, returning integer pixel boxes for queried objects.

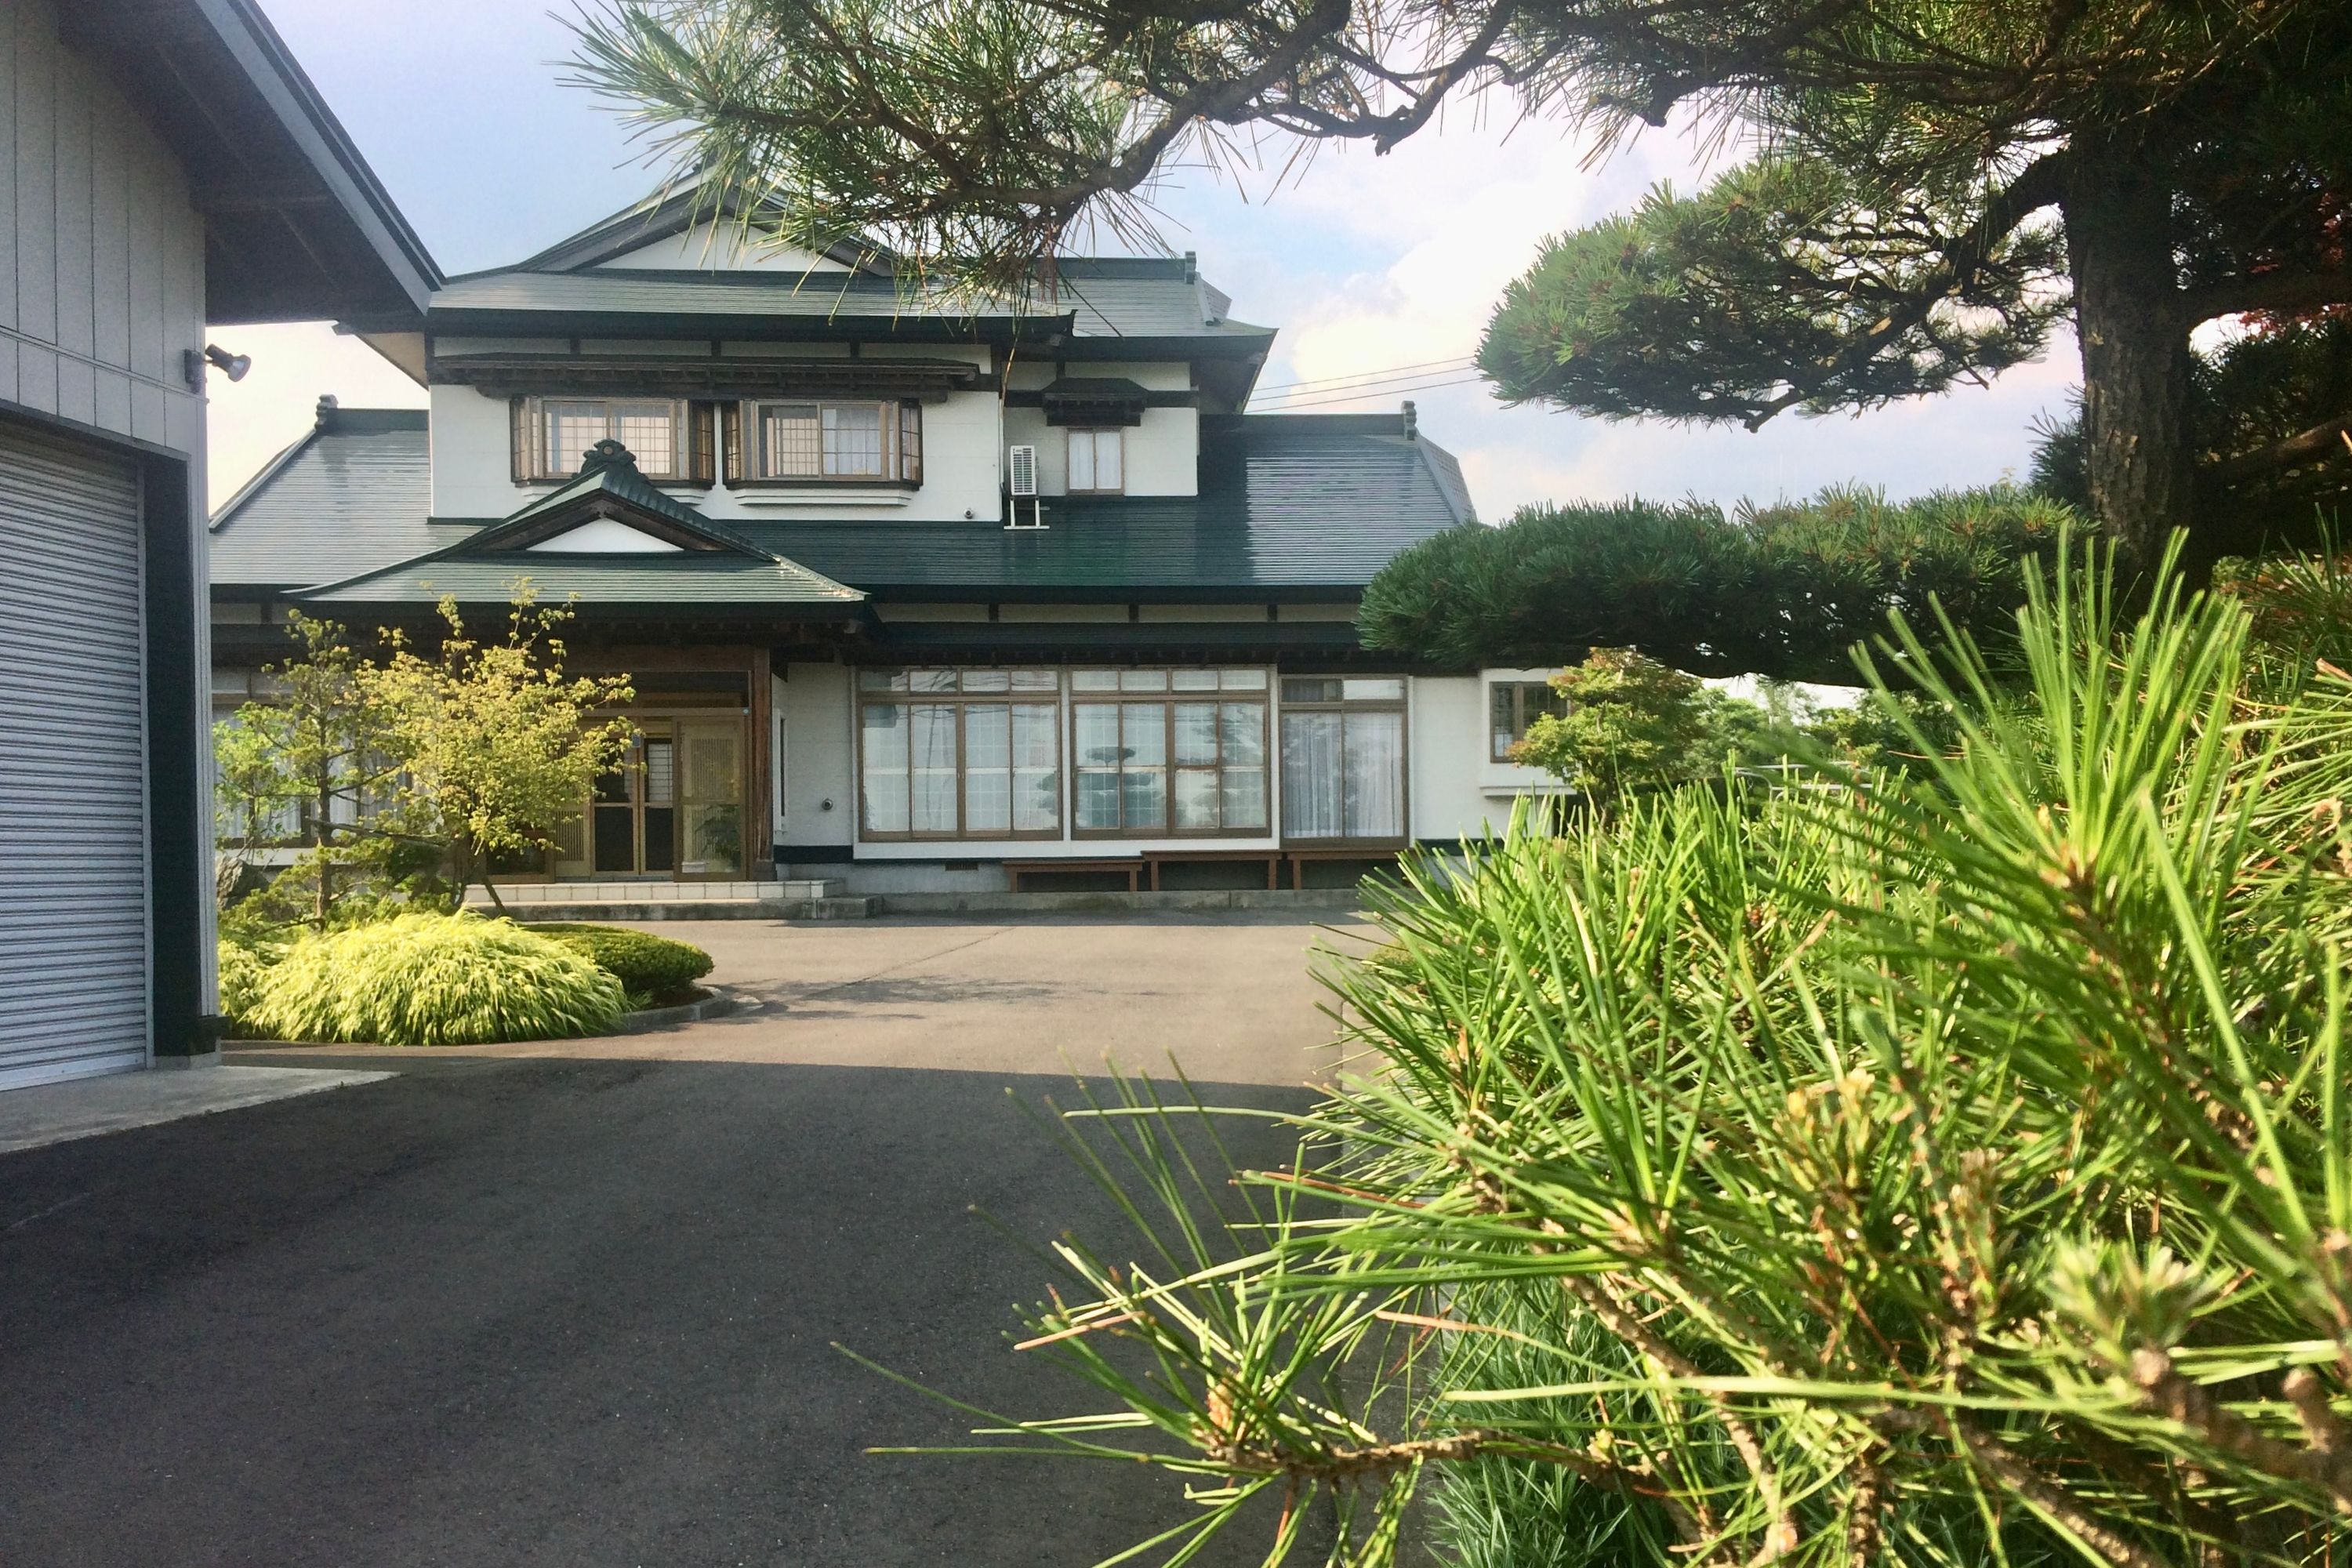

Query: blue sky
[205,0,2079,517]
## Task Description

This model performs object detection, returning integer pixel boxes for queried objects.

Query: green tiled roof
[296,551,863,610]
[209,405,462,588]
[211,411,1474,604]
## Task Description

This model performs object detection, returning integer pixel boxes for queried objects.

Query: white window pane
[1281,712,1345,839]
[1219,703,1265,768]
[763,405,820,477]
[961,669,1011,693]
[642,739,675,807]
[965,771,1011,835]
[1072,670,1120,691]
[825,404,884,476]
[910,703,960,833]
[1120,669,1168,692]
[1220,669,1268,691]
[1174,769,1219,829]
[546,403,606,475]
[1076,770,1120,830]
[1011,703,1060,769]
[1172,670,1219,691]
[862,704,909,833]
[1122,769,1166,830]
[614,403,675,474]
[1221,768,1268,831]
[1342,677,1405,702]
[910,669,958,692]
[1068,429,1095,492]
[965,704,1011,769]
[1011,670,1058,691]
[1343,710,1405,839]
[1095,429,1122,491]
[1014,768,1060,833]
[1174,702,1218,766]
[1074,704,1121,766]
[1122,703,1166,766]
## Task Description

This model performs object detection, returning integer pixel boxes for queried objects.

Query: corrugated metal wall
[0,419,151,1087]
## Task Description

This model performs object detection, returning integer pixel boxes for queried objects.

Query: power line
[1251,373,1488,412]
[1250,354,1475,395]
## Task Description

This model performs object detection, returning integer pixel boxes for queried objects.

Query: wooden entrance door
[591,726,677,875]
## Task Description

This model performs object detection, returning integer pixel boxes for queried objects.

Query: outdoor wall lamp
[184,344,252,390]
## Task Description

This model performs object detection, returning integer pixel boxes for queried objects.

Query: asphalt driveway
[0,913,1369,1567]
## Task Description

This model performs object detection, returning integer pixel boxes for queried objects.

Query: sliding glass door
[1279,678,1406,843]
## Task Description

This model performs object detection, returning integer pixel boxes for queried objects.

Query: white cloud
[204,324,426,514]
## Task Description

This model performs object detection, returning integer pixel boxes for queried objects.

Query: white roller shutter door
[0,420,151,1088]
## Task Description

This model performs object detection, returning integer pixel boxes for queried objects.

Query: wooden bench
[1140,849,1283,891]
[1003,857,1142,893]
[1283,846,1404,890]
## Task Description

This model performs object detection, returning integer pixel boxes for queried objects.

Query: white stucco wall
[1408,670,1575,844]
[1001,358,1198,498]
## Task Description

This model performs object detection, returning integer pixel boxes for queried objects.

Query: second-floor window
[742,400,924,485]
[1066,428,1123,494]
[516,397,700,481]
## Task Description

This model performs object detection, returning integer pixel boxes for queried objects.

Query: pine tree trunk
[2061,147,2197,566]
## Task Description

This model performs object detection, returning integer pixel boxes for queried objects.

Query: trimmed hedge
[249,913,626,1047]
[525,923,714,1003]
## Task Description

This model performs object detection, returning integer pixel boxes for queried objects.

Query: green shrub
[215,940,276,1034]
[249,912,626,1046]
[524,924,713,1004]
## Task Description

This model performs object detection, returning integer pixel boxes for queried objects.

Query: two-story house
[208,184,1570,896]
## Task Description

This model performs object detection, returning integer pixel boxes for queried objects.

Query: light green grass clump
[250,912,626,1047]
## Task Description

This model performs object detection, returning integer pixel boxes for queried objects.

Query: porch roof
[292,551,866,612]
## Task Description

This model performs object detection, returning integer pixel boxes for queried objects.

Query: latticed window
[1070,669,1269,837]
[746,400,922,482]
[517,398,691,480]
[858,669,1062,839]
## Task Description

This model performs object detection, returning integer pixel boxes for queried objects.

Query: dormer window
[512,397,712,485]
[1067,428,1123,495]
[735,399,924,486]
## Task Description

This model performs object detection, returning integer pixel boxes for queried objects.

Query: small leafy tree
[1514,650,1815,800]
[375,588,635,911]
[212,613,439,932]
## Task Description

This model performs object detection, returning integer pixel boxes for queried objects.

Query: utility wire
[1250,354,1475,395]
[1253,373,1488,412]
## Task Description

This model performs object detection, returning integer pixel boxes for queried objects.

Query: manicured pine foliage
[1357,484,2070,681]
[891,543,2352,1566]
[248,913,627,1047]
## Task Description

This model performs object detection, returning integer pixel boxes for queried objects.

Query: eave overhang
[430,354,989,401]
[63,0,439,324]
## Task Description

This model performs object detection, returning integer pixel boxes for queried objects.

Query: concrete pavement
[0,914,1365,1566]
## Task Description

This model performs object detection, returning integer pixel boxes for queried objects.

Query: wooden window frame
[1488,679,1566,762]
[1065,426,1125,495]
[1276,677,1411,848]
[1069,669,1272,840]
[513,396,701,484]
[736,397,924,488]
[855,670,1065,843]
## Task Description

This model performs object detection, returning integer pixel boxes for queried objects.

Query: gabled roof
[276,436,863,613]
[209,401,462,588]
[508,177,884,275]
[462,441,769,556]
[66,0,438,323]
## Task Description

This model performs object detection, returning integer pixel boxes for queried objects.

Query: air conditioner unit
[1005,444,1046,529]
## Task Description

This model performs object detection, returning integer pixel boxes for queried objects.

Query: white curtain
[1281,712,1345,838]
[909,703,959,833]
[1343,711,1403,839]
[861,704,909,833]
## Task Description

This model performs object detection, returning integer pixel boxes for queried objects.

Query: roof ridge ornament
[578,438,638,477]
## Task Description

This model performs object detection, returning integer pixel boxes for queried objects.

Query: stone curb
[610,986,741,1034]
